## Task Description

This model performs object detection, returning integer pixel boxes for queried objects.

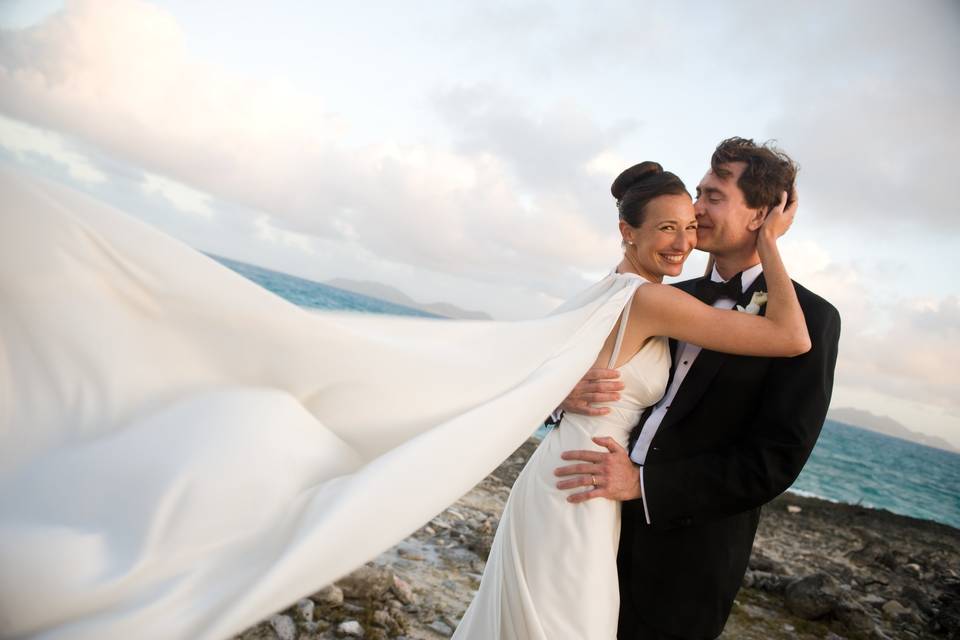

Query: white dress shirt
[631,263,764,525]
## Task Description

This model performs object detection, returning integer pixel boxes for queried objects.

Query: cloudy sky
[1,0,958,447]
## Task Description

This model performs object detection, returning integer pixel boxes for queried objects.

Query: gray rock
[862,593,887,607]
[737,602,774,621]
[296,598,314,623]
[336,620,363,637]
[389,606,411,627]
[835,600,877,635]
[428,619,454,636]
[881,599,911,620]
[233,622,278,640]
[397,548,424,561]
[312,584,344,606]
[784,573,841,619]
[371,609,392,627]
[391,575,417,605]
[337,566,394,600]
[743,569,789,592]
[269,614,297,640]
[372,609,403,634]
[901,584,936,616]
[748,551,786,574]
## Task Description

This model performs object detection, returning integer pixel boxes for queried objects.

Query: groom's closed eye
[697,187,723,204]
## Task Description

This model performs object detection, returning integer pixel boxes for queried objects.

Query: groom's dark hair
[711,137,798,212]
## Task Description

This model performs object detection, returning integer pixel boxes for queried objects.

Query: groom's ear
[746,207,766,232]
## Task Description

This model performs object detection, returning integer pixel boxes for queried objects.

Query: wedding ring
[591,475,597,487]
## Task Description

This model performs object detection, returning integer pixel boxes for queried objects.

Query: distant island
[828,407,959,453]
[326,278,492,320]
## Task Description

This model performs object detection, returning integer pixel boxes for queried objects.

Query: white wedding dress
[0,168,660,640]
[452,289,669,639]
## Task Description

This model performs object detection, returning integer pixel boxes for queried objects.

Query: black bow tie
[694,272,743,305]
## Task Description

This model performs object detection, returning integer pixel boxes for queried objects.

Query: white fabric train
[0,168,642,640]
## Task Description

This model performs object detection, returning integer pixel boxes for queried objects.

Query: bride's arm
[632,192,810,357]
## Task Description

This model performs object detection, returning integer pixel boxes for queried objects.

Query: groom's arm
[637,295,841,529]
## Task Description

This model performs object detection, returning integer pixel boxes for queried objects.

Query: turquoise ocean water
[212,255,440,317]
[215,256,960,530]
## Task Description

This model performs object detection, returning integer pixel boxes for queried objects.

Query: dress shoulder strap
[607,295,633,368]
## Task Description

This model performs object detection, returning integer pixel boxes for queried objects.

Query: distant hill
[828,407,959,453]
[326,278,492,320]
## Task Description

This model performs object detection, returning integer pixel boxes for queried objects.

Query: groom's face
[693,162,759,255]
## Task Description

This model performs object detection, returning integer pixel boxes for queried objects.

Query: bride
[451,161,807,639]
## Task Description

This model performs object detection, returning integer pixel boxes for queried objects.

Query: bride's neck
[617,254,663,283]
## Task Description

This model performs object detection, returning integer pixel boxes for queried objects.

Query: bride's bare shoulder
[630,281,681,307]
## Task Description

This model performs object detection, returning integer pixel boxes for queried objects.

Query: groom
[554,137,841,639]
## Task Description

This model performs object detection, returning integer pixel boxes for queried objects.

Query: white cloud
[433,84,634,195]
[585,150,630,179]
[0,0,626,302]
[760,2,960,232]
[141,172,214,218]
[0,113,105,182]
[839,294,960,417]
[254,215,315,254]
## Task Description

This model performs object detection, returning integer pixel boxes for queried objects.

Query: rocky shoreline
[236,438,960,640]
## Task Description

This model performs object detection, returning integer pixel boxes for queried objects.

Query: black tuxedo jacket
[617,274,841,640]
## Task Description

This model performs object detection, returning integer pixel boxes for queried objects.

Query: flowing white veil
[0,168,643,639]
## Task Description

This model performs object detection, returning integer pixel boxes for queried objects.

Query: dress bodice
[560,272,671,437]
[600,334,670,414]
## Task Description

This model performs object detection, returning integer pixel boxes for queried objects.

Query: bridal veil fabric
[0,168,643,639]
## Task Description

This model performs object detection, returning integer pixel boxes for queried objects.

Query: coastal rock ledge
[236,438,960,640]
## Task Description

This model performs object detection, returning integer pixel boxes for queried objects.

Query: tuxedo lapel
[658,273,768,431]
[663,279,698,389]
[659,348,726,429]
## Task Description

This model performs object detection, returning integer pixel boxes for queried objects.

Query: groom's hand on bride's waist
[560,367,625,417]
[554,437,642,503]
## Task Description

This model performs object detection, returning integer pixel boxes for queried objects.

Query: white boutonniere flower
[736,291,768,315]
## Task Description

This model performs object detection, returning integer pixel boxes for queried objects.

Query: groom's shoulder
[792,280,841,333]
[792,280,838,316]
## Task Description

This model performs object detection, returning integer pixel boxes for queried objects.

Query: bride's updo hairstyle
[611,161,689,229]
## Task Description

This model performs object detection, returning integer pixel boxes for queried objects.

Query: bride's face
[621,194,697,279]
